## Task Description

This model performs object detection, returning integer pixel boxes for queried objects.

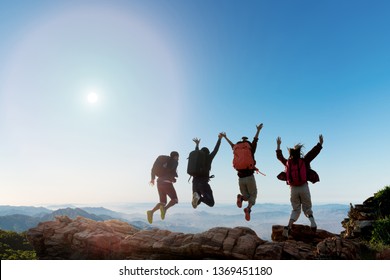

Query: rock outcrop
[27,216,366,260]
[341,199,377,239]
[342,193,389,239]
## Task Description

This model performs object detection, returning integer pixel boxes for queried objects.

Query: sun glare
[87,92,98,103]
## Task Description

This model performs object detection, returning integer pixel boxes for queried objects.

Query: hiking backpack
[187,149,208,177]
[286,158,307,186]
[233,141,256,170]
[151,155,170,177]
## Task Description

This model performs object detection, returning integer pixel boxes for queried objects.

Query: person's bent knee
[171,198,178,205]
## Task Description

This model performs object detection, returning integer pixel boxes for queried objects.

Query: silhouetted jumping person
[222,123,264,221]
[147,151,179,224]
[276,134,323,238]
[189,133,223,208]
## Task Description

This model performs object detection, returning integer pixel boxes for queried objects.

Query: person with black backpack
[147,151,179,224]
[188,133,223,209]
[221,123,264,221]
[276,134,323,238]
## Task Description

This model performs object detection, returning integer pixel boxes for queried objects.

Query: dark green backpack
[187,150,208,177]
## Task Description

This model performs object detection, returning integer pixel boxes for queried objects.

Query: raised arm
[319,134,324,145]
[193,138,200,150]
[304,134,324,163]
[221,132,234,149]
[276,136,281,150]
[276,136,287,165]
[209,133,223,160]
[254,123,263,139]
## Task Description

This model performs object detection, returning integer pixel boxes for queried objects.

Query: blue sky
[0,0,389,206]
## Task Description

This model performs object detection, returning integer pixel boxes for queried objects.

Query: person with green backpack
[188,133,223,208]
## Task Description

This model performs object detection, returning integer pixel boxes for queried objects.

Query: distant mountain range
[0,206,113,232]
[0,203,349,241]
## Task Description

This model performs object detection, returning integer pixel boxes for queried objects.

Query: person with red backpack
[276,135,323,238]
[222,123,264,221]
[147,151,179,224]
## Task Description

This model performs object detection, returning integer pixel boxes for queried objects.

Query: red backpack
[286,158,307,186]
[233,141,256,170]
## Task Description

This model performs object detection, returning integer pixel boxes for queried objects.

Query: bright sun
[87,92,98,103]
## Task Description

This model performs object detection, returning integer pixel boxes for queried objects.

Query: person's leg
[192,178,201,209]
[289,186,302,222]
[147,182,167,224]
[301,183,316,230]
[147,203,161,224]
[244,176,258,221]
[237,177,249,208]
[199,181,215,207]
[246,175,258,210]
[161,183,178,218]
[283,186,302,237]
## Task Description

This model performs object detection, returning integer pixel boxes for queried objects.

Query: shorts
[157,181,178,205]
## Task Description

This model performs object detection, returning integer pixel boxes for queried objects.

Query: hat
[242,136,248,141]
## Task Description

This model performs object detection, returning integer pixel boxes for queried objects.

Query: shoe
[282,226,289,238]
[146,210,153,224]
[236,194,243,208]
[160,205,166,220]
[192,192,200,209]
[244,207,251,221]
[309,216,317,231]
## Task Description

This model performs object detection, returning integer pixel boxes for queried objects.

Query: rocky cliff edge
[27,215,388,260]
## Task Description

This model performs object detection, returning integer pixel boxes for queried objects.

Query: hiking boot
[146,210,153,224]
[160,205,166,220]
[309,216,317,231]
[236,194,244,208]
[192,192,200,209]
[244,207,251,221]
[282,226,289,238]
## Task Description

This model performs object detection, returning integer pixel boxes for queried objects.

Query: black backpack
[187,149,208,177]
[152,155,170,177]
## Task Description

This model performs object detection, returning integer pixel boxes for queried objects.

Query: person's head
[200,147,210,155]
[170,151,179,161]
[237,136,251,145]
[288,144,304,160]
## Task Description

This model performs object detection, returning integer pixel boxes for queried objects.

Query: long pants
[238,174,258,206]
[289,182,313,221]
[192,177,215,207]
